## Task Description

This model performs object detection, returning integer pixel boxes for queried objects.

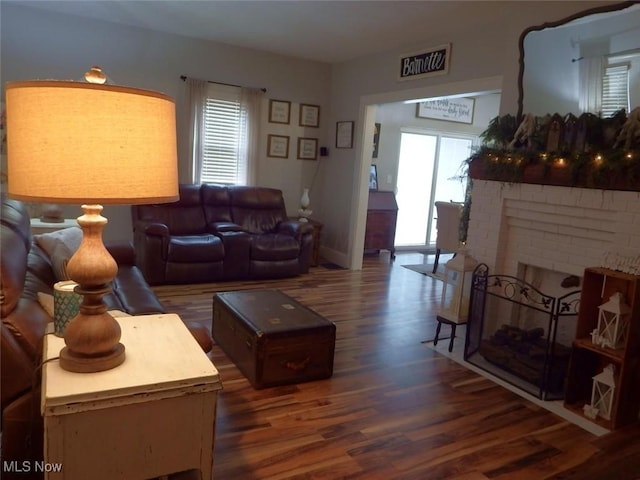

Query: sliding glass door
[395,132,473,248]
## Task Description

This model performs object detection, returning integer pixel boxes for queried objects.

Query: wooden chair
[433,201,463,274]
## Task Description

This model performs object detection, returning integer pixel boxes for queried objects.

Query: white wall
[1,1,616,264]
[0,4,331,242]
[319,1,614,267]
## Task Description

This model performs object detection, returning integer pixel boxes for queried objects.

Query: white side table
[41,314,221,480]
[30,218,77,235]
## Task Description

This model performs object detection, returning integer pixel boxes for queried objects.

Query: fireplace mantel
[467,150,640,193]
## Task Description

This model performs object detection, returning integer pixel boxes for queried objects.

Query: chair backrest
[434,201,462,251]
[228,186,287,234]
[201,184,233,225]
[132,184,207,235]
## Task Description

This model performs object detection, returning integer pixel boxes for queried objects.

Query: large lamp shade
[6,80,179,204]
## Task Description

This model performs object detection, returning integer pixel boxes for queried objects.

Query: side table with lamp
[4,67,224,478]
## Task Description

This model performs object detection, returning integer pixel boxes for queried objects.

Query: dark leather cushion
[202,184,233,224]
[251,234,300,261]
[167,235,224,262]
[133,184,207,235]
[228,186,287,234]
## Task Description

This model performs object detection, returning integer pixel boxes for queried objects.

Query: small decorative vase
[300,188,310,209]
[298,188,312,222]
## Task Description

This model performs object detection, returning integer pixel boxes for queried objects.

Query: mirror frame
[516,0,637,120]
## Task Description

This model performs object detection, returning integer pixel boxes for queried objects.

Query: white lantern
[590,364,616,420]
[595,292,631,349]
[437,248,478,324]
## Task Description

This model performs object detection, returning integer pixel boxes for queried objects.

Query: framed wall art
[299,104,320,127]
[267,134,289,158]
[416,97,475,124]
[268,99,291,124]
[336,121,354,149]
[297,137,318,160]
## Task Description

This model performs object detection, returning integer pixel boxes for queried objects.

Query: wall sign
[416,97,475,124]
[398,44,450,81]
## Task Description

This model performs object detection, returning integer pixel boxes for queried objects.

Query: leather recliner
[132,184,225,285]
[133,184,314,285]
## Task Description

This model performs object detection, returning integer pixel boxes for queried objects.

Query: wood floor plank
[155,252,640,479]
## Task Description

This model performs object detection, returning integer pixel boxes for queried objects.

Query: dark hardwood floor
[153,252,640,480]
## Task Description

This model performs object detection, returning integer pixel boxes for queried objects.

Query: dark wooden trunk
[212,289,336,389]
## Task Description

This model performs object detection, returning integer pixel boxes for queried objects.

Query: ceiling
[8,0,527,64]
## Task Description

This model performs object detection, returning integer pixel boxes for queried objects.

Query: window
[199,85,245,185]
[601,63,629,117]
[188,80,262,186]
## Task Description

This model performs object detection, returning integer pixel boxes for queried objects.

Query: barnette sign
[398,44,450,81]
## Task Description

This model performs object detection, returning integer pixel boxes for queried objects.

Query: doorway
[395,132,473,248]
[349,75,502,270]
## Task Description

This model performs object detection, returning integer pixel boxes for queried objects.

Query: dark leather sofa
[0,198,212,478]
[132,184,314,285]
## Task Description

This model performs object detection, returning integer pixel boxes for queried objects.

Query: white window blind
[601,64,629,117]
[201,86,243,185]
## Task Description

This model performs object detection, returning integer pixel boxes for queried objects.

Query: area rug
[402,263,445,280]
[423,326,610,437]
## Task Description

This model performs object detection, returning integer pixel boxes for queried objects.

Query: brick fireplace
[466,180,640,281]
[463,180,639,399]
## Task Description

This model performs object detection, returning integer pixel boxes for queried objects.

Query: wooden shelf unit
[564,267,640,430]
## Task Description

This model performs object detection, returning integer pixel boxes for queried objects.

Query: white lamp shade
[5,80,179,204]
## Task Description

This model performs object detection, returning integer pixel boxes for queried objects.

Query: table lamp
[5,67,179,373]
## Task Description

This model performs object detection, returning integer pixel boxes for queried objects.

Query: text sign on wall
[416,97,475,124]
[398,44,450,81]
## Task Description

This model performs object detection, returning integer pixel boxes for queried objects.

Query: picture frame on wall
[336,121,354,149]
[297,137,318,160]
[299,104,320,127]
[267,134,290,158]
[268,99,291,124]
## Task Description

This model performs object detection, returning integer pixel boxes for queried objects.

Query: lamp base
[60,342,125,373]
[63,204,124,373]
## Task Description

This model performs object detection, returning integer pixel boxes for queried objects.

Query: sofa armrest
[209,221,247,233]
[277,219,313,238]
[134,221,169,237]
[106,241,136,266]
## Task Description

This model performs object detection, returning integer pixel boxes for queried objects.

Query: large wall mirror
[517,1,640,119]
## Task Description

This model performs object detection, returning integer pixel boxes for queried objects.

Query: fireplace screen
[464,264,581,400]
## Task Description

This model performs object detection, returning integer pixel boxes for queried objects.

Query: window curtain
[238,87,263,186]
[578,56,603,114]
[186,78,208,184]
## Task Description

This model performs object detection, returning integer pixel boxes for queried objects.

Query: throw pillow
[34,227,83,281]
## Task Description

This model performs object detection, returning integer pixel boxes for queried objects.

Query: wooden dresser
[364,190,398,262]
